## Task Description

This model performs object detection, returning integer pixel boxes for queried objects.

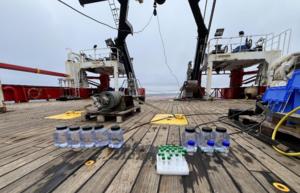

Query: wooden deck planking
[158,103,185,193]
[186,103,240,193]
[128,102,172,193]
[0,99,299,193]
[192,102,300,192]
[203,112,300,193]
[179,103,214,193]
[130,126,169,193]
[104,125,159,193]
[0,101,156,192]
[52,112,156,193]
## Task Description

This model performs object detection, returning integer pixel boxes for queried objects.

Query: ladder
[107,0,119,28]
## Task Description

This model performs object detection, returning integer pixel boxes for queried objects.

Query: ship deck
[0,99,299,193]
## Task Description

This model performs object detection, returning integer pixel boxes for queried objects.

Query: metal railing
[207,29,292,56]
[67,47,120,63]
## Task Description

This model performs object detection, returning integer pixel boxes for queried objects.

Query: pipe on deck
[0,63,69,77]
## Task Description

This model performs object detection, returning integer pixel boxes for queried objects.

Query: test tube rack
[156,145,189,175]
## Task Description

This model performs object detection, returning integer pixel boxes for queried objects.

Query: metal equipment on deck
[179,0,216,99]
[79,0,140,96]
[77,0,145,119]
[84,91,141,123]
[204,29,292,99]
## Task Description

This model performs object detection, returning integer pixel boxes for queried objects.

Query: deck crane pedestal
[79,0,139,96]
[79,0,143,121]
[178,0,210,99]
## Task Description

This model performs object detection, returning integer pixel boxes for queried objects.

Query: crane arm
[79,0,135,79]
[187,0,209,81]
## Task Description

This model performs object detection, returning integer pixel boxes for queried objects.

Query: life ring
[27,88,41,99]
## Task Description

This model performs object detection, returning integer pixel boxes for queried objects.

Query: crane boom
[79,0,135,79]
[187,0,209,82]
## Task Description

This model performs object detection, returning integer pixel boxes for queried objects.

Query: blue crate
[287,70,300,89]
[295,89,300,114]
[262,86,288,103]
[283,89,300,114]
[263,70,300,114]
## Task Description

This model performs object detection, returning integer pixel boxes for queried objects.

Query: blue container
[282,89,300,114]
[262,86,288,104]
[294,89,300,113]
[263,70,300,114]
[286,70,300,89]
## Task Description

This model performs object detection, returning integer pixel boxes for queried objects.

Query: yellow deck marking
[151,114,188,126]
[272,182,290,192]
[45,111,83,120]
[85,160,95,166]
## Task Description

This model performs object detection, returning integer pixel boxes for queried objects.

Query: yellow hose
[271,106,300,156]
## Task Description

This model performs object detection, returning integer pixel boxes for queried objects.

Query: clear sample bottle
[108,125,124,148]
[206,139,215,156]
[93,125,109,147]
[221,140,230,156]
[182,127,197,152]
[80,126,94,148]
[54,126,68,148]
[67,126,81,148]
[197,126,215,152]
[215,127,230,153]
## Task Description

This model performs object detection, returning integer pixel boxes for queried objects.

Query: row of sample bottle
[54,125,124,149]
[181,126,230,156]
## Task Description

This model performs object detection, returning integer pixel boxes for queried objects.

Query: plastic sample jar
[182,127,197,152]
[80,126,94,148]
[93,125,109,147]
[197,127,215,150]
[67,126,81,148]
[108,125,124,149]
[54,126,68,148]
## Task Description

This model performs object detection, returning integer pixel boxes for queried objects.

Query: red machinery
[221,69,266,99]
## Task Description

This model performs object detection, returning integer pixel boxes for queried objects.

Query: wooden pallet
[84,106,141,123]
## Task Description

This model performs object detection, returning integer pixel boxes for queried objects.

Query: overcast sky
[0,0,299,93]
